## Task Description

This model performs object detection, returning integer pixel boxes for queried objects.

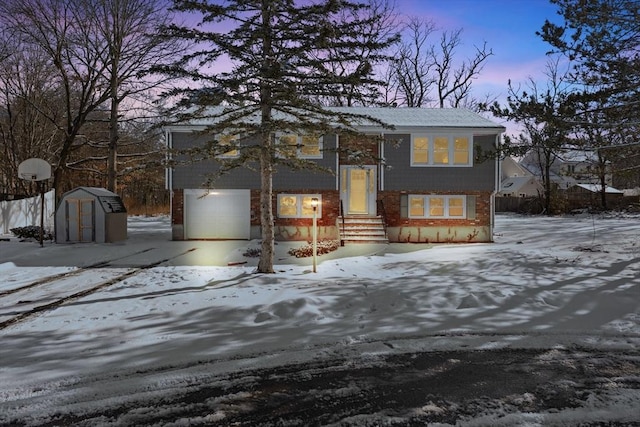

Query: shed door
[66,198,94,242]
[184,189,250,239]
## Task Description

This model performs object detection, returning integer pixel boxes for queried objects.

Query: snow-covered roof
[518,163,578,190]
[500,176,537,193]
[327,107,505,130]
[165,106,505,132]
[574,183,624,194]
[557,149,598,164]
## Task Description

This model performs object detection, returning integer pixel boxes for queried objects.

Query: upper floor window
[411,134,472,166]
[218,134,239,158]
[276,133,323,159]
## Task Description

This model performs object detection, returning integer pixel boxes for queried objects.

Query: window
[409,196,424,216]
[408,195,467,218]
[433,137,449,164]
[277,194,322,218]
[278,134,298,158]
[453,137,470,164]
[276,133,322,159]
[218,134,239,158]
[300,135,322,157]
[412,136,429,164]
[411,134,472,166]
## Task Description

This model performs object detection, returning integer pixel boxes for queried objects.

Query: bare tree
[390,18,493,109]
[434,29,493,108]
[80,0,181,192]
[0,0,113,197]
[389,19,437,107]
[0,0,180,197]
[0,41,62,196]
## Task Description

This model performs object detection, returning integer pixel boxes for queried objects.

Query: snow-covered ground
[1,212,639,425]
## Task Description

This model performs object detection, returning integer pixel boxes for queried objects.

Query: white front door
[341,166,376,215]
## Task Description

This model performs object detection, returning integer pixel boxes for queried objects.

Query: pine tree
[539,0,640,192]
[157,0,398,273]
[485,58,576,214]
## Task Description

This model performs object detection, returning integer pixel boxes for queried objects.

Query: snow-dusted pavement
[0,213,639,425]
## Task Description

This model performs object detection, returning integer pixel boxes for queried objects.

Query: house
[164,107,505,244]
[519,147,612,191]
[499,156,543,197]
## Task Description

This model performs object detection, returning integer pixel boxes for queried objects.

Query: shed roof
[60,187,127,213]
[574,184,624,194]
[66,187,118,197]
[501,176,538,193]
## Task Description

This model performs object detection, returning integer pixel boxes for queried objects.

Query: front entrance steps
[338,216,388,244]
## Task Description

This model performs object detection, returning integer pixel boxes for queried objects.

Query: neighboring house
[500,176,542,198]
[164,107,505,244]
[499,156,543,197]
[520,148,612,191]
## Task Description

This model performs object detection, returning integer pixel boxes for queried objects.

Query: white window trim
[408,195,467,219]
[277,194,322,218]
[410,133,473,167]
[276,133,323,159]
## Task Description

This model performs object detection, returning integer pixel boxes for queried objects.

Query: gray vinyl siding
[383,134,498,192]
[170,131,336,190]
[273,134,337,190]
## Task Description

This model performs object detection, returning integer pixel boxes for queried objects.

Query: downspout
[165,128,174,240]
[335,134,340,192]
[336,134,344,244]
[491,133,501,242]
[165,128,173,192]
[379,133,384,192]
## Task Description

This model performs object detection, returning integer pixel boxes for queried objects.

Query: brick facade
[379,190,493,243]
[252,189,341,241]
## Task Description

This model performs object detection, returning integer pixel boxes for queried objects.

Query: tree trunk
[107,60,119,193]
[257,138,275,273]
[107,98,118,193]
[544,159,552,215]
[256,0,275,273]
[538,148,553,215]
[600,174,607,210]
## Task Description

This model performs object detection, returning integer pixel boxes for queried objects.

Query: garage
[184,189,250,239]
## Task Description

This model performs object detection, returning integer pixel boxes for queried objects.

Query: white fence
[0,191,55,235]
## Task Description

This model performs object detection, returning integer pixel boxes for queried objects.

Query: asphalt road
[19,347,640,427]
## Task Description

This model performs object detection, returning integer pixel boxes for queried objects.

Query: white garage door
[184,189,250,239]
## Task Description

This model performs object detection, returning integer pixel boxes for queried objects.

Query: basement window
[277,194,322,218]
[408,195,467,218]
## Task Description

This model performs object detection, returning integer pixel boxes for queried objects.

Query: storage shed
[55,187,127,243]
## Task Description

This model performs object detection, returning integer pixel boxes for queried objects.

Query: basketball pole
[39,181,44,247]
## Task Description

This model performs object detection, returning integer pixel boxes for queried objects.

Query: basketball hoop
[18,158,51,182]
[17,158,51,247]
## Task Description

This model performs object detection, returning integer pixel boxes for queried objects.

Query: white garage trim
[184,189,250,239]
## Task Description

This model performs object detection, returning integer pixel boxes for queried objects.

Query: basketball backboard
[18,158,51,181]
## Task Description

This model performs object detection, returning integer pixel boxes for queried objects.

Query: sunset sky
[401,0,564,106]
[176,0,566,134]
